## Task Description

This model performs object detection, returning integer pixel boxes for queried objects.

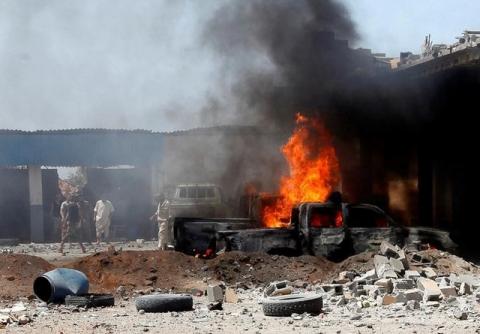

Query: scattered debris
[207,302,223,311]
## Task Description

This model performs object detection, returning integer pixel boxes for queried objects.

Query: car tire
[262,294,323,317]
[65,294,115,308]
[135,294,193,313]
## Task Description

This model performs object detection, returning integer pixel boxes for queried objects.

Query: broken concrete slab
[356,269,377,282]
[397,249,409,269]
[389,258,405,274]
[374,255,389,274]
[417,278,442,301]
[422,267,437,280]
[264,281,293,297]
[379,241,401,259]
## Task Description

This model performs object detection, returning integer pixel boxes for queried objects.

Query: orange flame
[262,113,340,228]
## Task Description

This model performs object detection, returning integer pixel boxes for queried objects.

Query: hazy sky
[0,0,478,131]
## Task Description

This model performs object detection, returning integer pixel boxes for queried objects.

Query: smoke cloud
[0,0,220,131]
[202,0,358,129]
[0,0,359,131]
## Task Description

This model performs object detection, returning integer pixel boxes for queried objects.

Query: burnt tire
[135,294,193,313]
[262,294,323,317]
[65,294,115,308]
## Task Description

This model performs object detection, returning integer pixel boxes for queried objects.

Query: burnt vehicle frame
[174,202,458,260]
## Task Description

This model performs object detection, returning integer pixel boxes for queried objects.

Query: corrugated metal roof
[0,125,278,167]
[0,130,163,167]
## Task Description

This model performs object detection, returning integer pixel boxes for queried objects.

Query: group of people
[57,193,114,254]
[57,192,170,253]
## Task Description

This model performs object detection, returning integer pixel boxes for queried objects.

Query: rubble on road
[314,240,480,321]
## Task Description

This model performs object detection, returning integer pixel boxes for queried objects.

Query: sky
[344,0,480,57]
[0,0,478,131]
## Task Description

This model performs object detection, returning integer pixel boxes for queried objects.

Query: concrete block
[417,278,441,301]
[375,278,393,294]
[440,286,457,298]
[403,289,423,302]
[397,249,409,269]
[389,258,405,274]
[459,282,472,295]
[393,279,415,291]
[207,285,224,302]
[422,267,437,280]
[436,277,450,287]
[382,270,398,279]
[374,255,391,277]
[382,294,397,305]
[404,270,421,280]
[380,241,401,258]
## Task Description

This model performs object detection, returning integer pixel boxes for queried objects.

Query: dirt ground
[2,242,336,298]
[3,293,480,334]
[0,254,54,300]
[2,242,480,333]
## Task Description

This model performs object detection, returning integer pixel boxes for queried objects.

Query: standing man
[151,194,170,250]
[94,197,114,244]
[59,194,86,254]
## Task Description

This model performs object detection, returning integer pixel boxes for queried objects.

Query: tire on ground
[135,294,193,313]
[262,294,323,317]
[65,294,115,308]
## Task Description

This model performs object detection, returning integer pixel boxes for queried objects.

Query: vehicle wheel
[135,294,193,313]
[65,294,115,308]
[262,294,323,317]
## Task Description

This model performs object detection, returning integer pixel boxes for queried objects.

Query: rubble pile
[316,241,480,320]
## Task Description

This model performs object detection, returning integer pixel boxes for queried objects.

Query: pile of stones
[318,241,480,319]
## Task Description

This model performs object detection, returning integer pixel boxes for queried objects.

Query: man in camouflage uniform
[59,194,86,254]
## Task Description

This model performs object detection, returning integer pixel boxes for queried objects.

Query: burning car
[217,201,457,260]
[174,200,457,261]
[173,114,457,260]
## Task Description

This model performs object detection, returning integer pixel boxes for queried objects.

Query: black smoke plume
[202,0,358,129]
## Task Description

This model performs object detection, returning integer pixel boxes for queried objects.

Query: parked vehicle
[167,183,228,218]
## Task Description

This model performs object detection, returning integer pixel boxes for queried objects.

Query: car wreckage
[173,201,458,261]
